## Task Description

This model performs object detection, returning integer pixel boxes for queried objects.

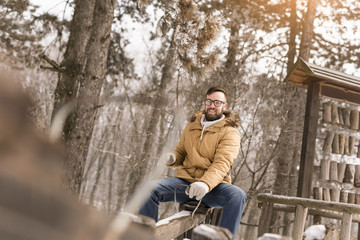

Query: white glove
[160,152,176,166]
[186,182,209,200]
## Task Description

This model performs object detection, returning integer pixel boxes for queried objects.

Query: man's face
[204,91,228,121]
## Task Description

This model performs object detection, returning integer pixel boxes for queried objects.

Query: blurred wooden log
[320,159,330,180]
[340,190,348,203]
[323,102,331,123]
[339,134,346,155]
[323,188,331,201]
[357,141,360,158]
[338,107,344,125]
[329,161,338,182]
[342,108,351,128]
[350,110,359,130]
[348,136,355,156]
[356,194,360,204]
[338,162,347,183]
[343,135,349,155]
[332,133,339,154]
[348,193,355,204]
[191,224,232,240]
[323,132,335,153]
[331,103,339,124]
[313,187,323,200]
[330,189,340,202]
[344,164,355,184]
[354,165,360,187]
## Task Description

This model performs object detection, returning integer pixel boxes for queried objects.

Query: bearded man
[139,87,246,238]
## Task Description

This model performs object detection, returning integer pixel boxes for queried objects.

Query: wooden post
[339,212,352,240]
[297,81,320,198]
[257,202,273,237]
[292,204,308,240]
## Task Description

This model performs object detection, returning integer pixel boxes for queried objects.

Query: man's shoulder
[189,111,204,122]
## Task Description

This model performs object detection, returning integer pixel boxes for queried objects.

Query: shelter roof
[284,58,360,105]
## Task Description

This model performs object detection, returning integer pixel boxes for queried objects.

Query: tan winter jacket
[171,110,241,191]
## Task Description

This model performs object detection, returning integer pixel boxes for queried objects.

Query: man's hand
[160,152,176,166]
[186,182,209,200]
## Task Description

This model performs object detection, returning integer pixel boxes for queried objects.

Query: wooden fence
[257,193,360,240]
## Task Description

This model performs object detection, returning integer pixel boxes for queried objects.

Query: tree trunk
[53,0,116,194]
[286,0,297,74]
[299,0,320,60]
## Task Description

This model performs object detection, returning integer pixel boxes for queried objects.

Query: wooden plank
[292,205,308,240]
[297,81,320,198]
[340,212,352,240]
[271,204,360,223]
[321,84,360,106]
[257,193,360,214]
[155,211,207,240]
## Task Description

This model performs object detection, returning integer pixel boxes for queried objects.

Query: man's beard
[205,108,223,121]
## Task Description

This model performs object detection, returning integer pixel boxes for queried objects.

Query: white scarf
[200,114,225,140]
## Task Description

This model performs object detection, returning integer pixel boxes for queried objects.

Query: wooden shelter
[257,58,360,239]
[284,58,360,198]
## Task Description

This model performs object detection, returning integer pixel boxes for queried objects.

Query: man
[139,87,246,237]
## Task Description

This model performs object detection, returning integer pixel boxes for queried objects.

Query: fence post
[292,204,308,240]
[340,212,352,240]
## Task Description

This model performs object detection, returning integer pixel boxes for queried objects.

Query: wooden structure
[257,193,360,240]
[284,58,360,198]
[258,58,360,238]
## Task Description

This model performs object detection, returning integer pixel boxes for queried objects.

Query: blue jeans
[139,177,246,237]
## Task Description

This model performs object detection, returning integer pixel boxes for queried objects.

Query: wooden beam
[155,211,207,240]
[258,193,360,214]
[271,204,360,223]
[297,81,320,198]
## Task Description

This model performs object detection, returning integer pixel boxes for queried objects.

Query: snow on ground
[303,225,326,240]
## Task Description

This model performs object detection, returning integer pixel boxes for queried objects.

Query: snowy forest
[1,0,360,239]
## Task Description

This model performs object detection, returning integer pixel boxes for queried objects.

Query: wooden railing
[257,193,360,240]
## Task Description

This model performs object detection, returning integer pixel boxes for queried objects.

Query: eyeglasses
[204,99,225,107]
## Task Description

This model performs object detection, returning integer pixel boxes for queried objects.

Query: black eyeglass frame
[204,99,226,107]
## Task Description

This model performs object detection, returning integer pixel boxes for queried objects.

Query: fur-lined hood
[189,110,240,128]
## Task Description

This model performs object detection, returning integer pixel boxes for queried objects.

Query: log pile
[317,101,360,205]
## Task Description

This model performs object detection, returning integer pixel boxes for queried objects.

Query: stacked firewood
[315,101,360,203]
